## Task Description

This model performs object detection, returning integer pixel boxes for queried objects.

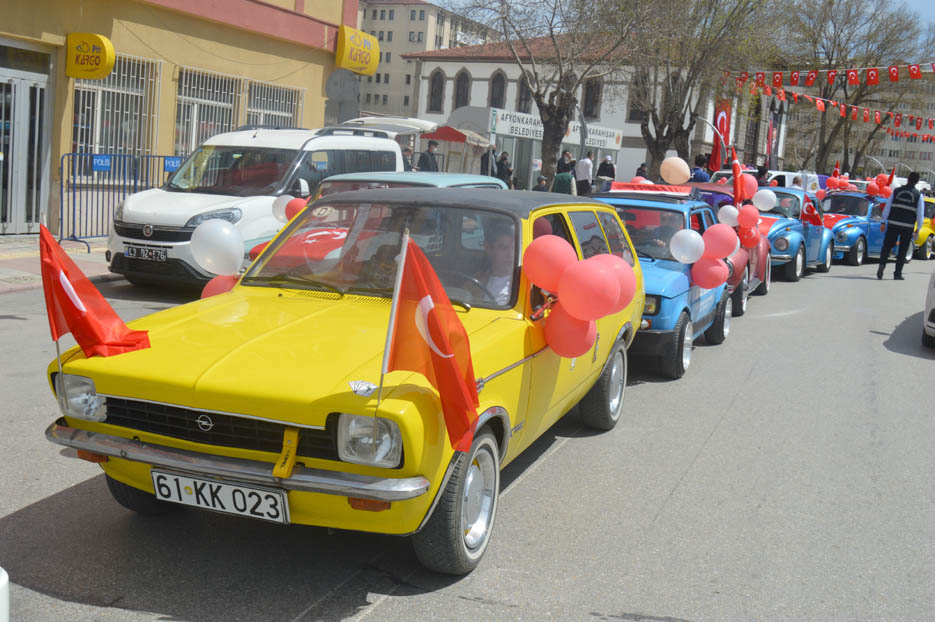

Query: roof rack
[313,126,391,138]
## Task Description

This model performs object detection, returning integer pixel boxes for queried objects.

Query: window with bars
[72,54,162,156]
[175,67,240,155]
[387,31,393,41]
[246,81,303,128]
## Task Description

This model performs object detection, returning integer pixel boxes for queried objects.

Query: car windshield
[925,201,935,219]
[765,191,801,219]
[167,146,299,196]
[822,195,870,217]
[613,205,684,260]
[318,181,426,196]
[242,201,518,309]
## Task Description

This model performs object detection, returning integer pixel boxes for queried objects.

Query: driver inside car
[476,229,515,306]
[648,211,684,250]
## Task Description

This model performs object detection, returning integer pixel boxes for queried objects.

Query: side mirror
[293,178,310,197]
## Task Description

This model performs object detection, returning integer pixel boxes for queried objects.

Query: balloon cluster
[191,219,245,299]
[273,195,309,223]
[523,235,637,358]
[669,221,741,289]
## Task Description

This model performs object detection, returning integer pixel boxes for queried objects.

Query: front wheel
[847,237,866,266]
[917,236,933,260]
[754,253,771,295]
[106,475,175,515]
[659,311,692,379]
[817,243,833,273]
[704,289,732,345]
[784,245,805,282]
[731,268,749,317]
[923,329,935,348]
[579,342,627,430]
[412,431,500,575]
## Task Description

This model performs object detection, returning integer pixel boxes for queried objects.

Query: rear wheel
[106,475,175,515]
[847,237,866,266]
[784,245,805,282]
[412,430,499,575]
[659,312,692,379]
[917,236,933,260]
[754,253,771,295]
[580,342,627,431]
[704,290,732,345]
[817,243,832,273]
[731,268,748,317]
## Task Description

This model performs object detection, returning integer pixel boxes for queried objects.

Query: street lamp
[865,155,888,174]
[896,162,913,174]
[691,113,729,169]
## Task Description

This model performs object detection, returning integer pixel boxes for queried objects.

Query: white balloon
[718,205,739,227]
[639,178,654,184]
[670,229,705,264]
[752,189,777,212]
[660,157,691,184]
[272,195,294,224]
[191,219,245,276]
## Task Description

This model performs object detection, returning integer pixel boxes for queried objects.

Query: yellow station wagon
[45,188,644,574]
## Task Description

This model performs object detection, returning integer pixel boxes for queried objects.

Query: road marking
[753,309,804,319]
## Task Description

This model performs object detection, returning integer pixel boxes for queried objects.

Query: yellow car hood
[61,287,500,425]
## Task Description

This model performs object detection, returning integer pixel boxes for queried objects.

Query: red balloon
[816,189,826,200]
[285,198,308,221]
[739,226,760,249]
[826,177,838,189]
[741,174,758,200]
[691,257,729,289]
[249,241,268,261]
[631,176,647,183]
[769,179,779,186]
[847,184,858,192]
[201,274,239,299]
[875,174,889,187]
[702,223,740,259]
[544,302,597,358]
[523,234,578,292]
[590,254,637,312]
[737,204,759,229]
[716,177,728,185]
[881,185,892,197]
[867,183,879,196]
[557,258,620,320]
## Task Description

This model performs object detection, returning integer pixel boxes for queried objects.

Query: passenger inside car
[649,211,685,249]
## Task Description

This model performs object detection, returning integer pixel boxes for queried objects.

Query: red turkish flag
[888,65,900,82]
[792,92,799,103]
[909,64,922,79]
[755,72,765,87]
[805,70,818,86]
[929,118,934,130]
[740,71,749,83]
[887,167,896,187]
[896,113,902,127]
[816,99,825,112]
[802,196,823,227]
[827,70,838,85]
[917,117,923,130]
[847,69,859,85]
[772,72,783,87]
[731,147,744,208]
[910,115,915,124]
[735,77,744,90]
[863,108,870,122]
[832,160,840,177]
[874,110,882,123]
[851,106,858,120]
[709,100,731,171]
[839,104,846,118]
[386,240,479,451]
[39,225,150,357]
[866,68,879,85]
[763,85,772,96]
[790,70,800,86]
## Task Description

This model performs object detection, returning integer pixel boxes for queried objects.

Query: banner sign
[334,26,379,76]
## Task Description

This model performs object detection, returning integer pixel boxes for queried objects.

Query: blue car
[821,191,915,266]
[757,187,834,281]
[596,191,734,379]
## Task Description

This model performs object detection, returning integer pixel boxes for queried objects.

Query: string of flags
[725,61,935,89]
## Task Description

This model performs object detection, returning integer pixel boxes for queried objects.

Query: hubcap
[608,350,625,415]
[723,297,732,338]
[681,320,693,371]
[927,237,933,259]
[462,448,495,550]
[825,246,832,268]
[857,240,864,264]
[765,255,771,291]
[796,247,804,276]
[741,270,749,312]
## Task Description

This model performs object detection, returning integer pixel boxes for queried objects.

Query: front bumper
[770,253,792,266]
[46,419,430,502]
[630,328,676,357]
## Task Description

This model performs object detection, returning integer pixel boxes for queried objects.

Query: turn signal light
[76,450,108,463]
[348,497,391,512]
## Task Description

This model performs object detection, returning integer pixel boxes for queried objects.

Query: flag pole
[54,338,67,411]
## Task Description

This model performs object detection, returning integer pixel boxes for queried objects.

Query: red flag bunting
[709,100,731,172]
[929,118,934,130]
[772,71,783,87]
[851,107,858,120]
[909,64,922,79]
[816,99,825,112]
[755,71,765,87]
[39,225,150,357]
[790,70,800,86]
[874,110,882,124]
[896,113,902,127]
[740,71,749,83]
[827,70,838,85]
[805,70,818,86]
[888,65,900,82]
[866,68,879,85]
[764,85,772,96]
[792,92,799,103]
[863,108,870,122]
[918,117,924,130]
[847,69,859,85]
[839,104,846,118]
[386,240,479,451]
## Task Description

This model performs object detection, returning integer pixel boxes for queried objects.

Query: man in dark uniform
[418,140,439,172]
[877,171,925,280]
[479,144,497,177]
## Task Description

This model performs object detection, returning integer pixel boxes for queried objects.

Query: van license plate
[125,245,167,261]
[151,470,289,524]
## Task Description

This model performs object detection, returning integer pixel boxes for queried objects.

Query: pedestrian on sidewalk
[596,155,616,180]
[496,152,513,188]
[575,151,593,195]
[557,151,574,174]
[418,140,439,172]
[532,175,549,191]
[635,162,648,178]
[480,144,497,177]
[402,147,415,171]
[550,157,576,195]
[689,154,710,182]
[877,171,925,280]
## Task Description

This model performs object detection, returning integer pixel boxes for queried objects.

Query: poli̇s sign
[65,33,115,80]
[334,26,379,76]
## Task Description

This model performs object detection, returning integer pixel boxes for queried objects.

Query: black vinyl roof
[311,188,611,219]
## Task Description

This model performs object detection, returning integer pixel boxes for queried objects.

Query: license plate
[151,470,289,524]
[125,244,167,261]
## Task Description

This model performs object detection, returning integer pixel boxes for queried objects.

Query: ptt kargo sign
[335,26,379,76]
[65,33,115,80]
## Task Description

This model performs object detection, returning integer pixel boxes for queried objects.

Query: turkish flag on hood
[39,225,150,357]
[386,240,479,451]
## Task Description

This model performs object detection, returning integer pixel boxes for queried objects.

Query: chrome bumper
[46,420,430,501]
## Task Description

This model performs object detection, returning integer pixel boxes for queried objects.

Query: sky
[904,0,935,25]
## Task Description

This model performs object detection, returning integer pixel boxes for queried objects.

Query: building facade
[1,0,357,235]
[356,0,496,118]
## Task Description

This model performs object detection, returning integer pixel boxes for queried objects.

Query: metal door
[0,62,49,234]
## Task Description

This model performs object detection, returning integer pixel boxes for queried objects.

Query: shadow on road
[875,311,935,360]
[98,279,199,306]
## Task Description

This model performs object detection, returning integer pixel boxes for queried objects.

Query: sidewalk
[0,234,120,295]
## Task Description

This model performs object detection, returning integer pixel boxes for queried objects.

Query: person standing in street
[689,154,710,182]
[496,152,513,188]
[877,171,925,280]
[636,162,648,178]
[479,144,497,177]
[418,140,439,172]
[575,151,593,195]
[402,147,414,171]
[532,175,549,191]
[596,155,616,180]
[550,157,576,195]
[557,150,574,174]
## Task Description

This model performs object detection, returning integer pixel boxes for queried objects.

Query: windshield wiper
[243,274,344,296]
[346,286,472,310]
[636,250,654,259]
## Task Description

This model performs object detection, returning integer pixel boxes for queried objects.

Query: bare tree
[446,0,640,180]
[628,0,773,179]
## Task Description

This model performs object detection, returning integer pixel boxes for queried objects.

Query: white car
[923,269,935,347]
[107,126,404,285]
[710,169,820,193]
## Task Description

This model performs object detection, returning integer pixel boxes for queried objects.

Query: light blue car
[757,187,835,281]
[822,191,915,266]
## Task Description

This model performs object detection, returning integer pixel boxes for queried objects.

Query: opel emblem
[195,414,214,432]
[142,224,153,238]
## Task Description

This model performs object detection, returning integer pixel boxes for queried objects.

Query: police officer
[877,171,925,280]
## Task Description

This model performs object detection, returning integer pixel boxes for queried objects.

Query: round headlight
[774,237,790,251]
[835,230,848,242]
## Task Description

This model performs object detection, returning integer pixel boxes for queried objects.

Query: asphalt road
[2,260,934,622]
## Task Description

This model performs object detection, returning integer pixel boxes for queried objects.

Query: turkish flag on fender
[386,240,479,451]
[708,100,731,172]
[39,225,150,357]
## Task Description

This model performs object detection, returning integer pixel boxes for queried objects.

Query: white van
[107,126,403,285]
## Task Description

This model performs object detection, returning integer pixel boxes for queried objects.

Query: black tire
[731,268,748,317]
[704,289,732,345]
[917,236,933,260]
[847,237,866,266]
[783,245,805,282]
[816,243,832,273]
[106,475,175,515]
[412,430,499,575]
[579,341,627,431]
[659,311,692,380]
[754,253,771,296]
[124,274,161,287]
[923,330,935,348]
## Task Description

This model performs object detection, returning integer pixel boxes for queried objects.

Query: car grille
[110,254,208,282]
[113,222,194,242]
[104,397,338,460]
